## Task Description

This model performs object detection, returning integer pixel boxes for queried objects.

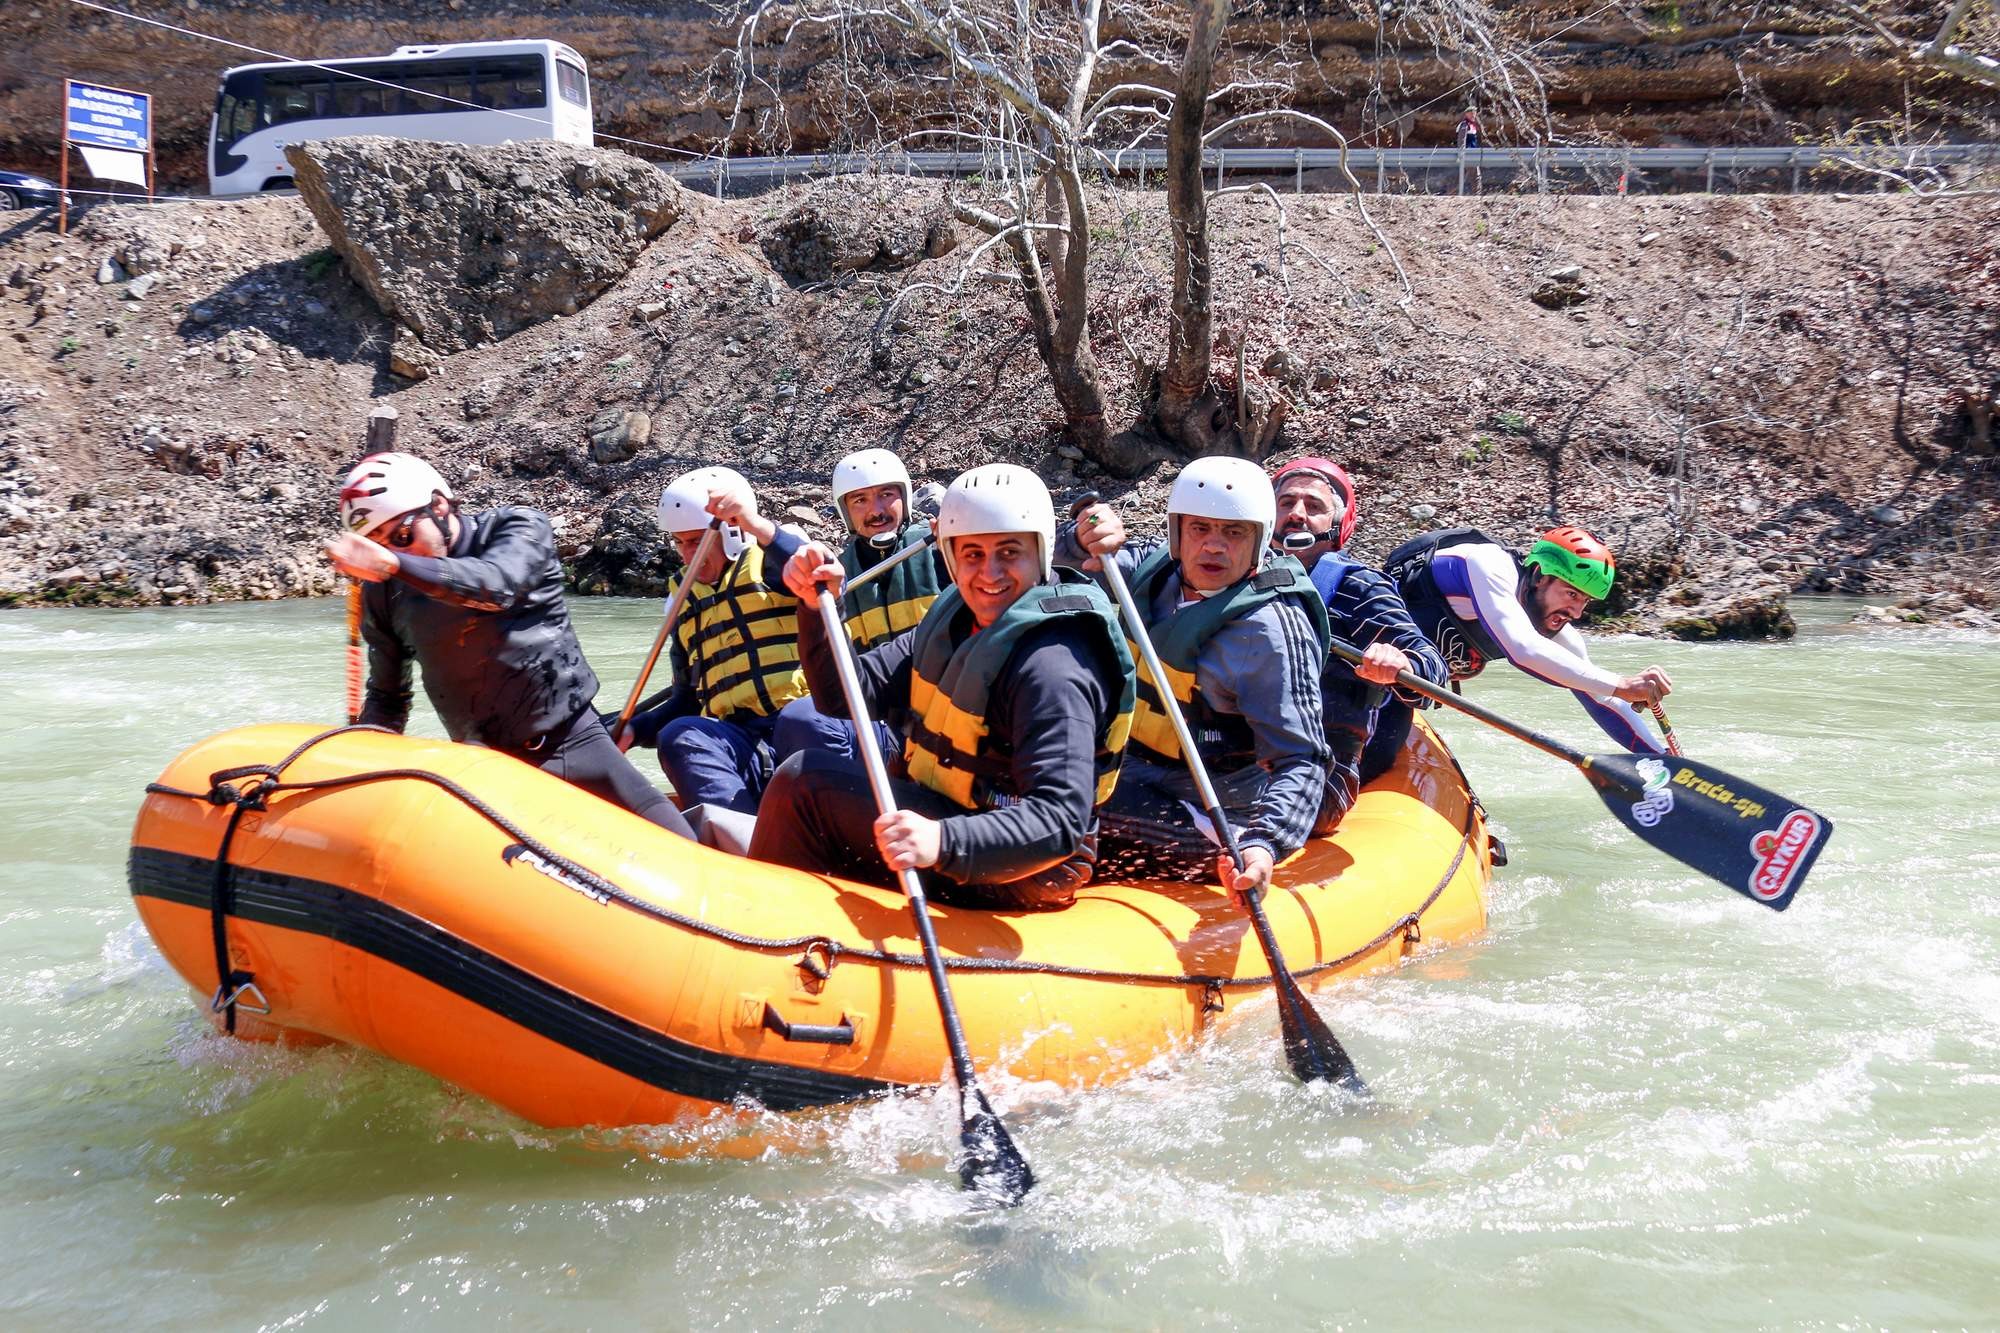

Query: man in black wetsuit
[746,463,1135,911]
[323,451,693,838]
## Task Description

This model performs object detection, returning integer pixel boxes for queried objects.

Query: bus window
[332,75,389,119]
[398,59,479,114]
[262,70,335,127]
[475,56,547,110]
[556,61,588,108]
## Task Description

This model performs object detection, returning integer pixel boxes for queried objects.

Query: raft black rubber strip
[127,846,904,1112]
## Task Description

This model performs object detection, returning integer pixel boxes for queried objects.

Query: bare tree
[1819,0,2000,92]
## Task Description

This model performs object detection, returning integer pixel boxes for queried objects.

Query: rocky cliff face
[1,1,1988,192]
[1,150,1993,618]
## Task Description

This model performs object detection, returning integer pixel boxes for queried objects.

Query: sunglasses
[371,508,431,549]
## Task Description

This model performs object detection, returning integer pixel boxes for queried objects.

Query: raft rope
[146,725,1478,995]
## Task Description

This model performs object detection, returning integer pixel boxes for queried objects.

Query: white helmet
[338,452,453,534]
[658,465,750,559]
[830,448,912,535]
[936,463,1055,581]
[1167,456,1276,560]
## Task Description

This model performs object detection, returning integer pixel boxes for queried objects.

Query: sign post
[60,79,154,235]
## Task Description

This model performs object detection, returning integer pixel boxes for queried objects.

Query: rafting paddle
[1325,637,1831,910]
[810,585,1036,1204]
[344,581,364,725]
[840,529,937,597]
[1076,498,1366,1093]
[610,522,722,744]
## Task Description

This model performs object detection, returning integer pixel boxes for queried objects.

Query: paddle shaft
[344,581,364,725]
[1324,635,1595,769]
[1095,551,1364,1090]
[810,588,987,1099]
[611,524,721,743]
[1650,702,1683,756]
[841,530,936,596]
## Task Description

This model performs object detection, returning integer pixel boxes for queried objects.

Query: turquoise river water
[1,598,1995,1329]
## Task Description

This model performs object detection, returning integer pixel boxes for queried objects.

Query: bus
[209,39,592,195]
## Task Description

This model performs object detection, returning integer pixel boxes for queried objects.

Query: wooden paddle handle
[344,581,364,725]
[1650,702,1683,757]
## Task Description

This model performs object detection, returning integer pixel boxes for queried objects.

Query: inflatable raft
[127,720,1491,1128]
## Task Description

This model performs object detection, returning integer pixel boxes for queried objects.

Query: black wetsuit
[358,506,693,837]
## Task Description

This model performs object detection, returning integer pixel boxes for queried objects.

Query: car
[0,170,64,211]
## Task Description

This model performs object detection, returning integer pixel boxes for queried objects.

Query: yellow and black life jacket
[673,542,808,722]
[837,523,943,651]
[902,573,1136,811]
[1124,546,1331,768]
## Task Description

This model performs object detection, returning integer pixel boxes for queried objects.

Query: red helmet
[1271,456,1358,549]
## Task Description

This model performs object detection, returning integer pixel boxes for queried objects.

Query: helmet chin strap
[1281,530,1331,551]
[865,530,899,551]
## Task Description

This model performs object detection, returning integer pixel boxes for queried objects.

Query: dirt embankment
[1,1,1990,191]
[0,167,1993,630]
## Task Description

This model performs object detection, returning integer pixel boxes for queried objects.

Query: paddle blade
[1582,752,1833,910]
[1274,978,1369,1095]
[958,1084,1034,1205]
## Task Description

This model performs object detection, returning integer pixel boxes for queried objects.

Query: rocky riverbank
[1,139,1995,634]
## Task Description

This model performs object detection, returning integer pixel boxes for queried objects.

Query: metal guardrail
[665,142,2000,193]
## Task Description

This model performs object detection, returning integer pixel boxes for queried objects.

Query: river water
[1,598,1994,1328]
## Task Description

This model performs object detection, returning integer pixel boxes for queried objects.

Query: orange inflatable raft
[127,720,1490,1127]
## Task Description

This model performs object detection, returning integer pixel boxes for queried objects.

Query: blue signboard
[65,80,150,153]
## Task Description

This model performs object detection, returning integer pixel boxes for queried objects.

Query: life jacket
[902,572,1135,812]
[1308,554,1392,768]
[1381,526,1523,680]
[838,522,943,651]
[673,541,809,722]
[1124,547,1331,770]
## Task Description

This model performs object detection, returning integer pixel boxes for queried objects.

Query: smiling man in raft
[747,463,1136,911]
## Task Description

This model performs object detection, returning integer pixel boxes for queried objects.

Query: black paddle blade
[1582,751,1833,910]
[1274,977,1369,1095]
[958,1084,1035,1205]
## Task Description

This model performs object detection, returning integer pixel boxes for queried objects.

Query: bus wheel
[260,177,294,193]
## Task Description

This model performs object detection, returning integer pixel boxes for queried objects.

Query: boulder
[587,407,651,464]
[286,137,685,355]
[759,178,958,285]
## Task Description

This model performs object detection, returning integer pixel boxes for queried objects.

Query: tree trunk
[1003,166,1151,476]
[1155,0,1230,449]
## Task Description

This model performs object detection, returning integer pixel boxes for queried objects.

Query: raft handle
[761,1003,855,1046]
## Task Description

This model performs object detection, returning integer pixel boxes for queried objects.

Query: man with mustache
[1367,524,1672,778]
[1267,457,1449,832]
[771,448,947,765]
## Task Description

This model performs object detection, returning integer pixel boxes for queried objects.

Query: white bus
[209,39,592,195]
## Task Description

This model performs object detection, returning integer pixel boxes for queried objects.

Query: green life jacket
[674,542,809,722]
[1124,546,1331,768]
[903,572,1136,811]
[837,522,943,651]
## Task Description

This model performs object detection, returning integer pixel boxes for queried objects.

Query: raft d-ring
[1201,981,1226,1016]
[795,939,839,989]
[210,978,270,1016]
[1402,917,1423,950]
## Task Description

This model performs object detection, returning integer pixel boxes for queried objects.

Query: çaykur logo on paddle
[1629,757,1676,827]
[1747,810,1821,901]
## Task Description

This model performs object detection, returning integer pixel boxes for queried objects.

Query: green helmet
[1522,525,1616,601]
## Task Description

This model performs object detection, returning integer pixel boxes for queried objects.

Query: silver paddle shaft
[841,531,936,596]
[1097,556,1245,869]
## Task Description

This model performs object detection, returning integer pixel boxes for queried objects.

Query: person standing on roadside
[324,452,694,838]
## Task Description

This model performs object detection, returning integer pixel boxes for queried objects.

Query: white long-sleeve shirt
[1434,543,1663,754]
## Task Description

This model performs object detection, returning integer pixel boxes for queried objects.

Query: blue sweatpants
[656,713,781,815]
[772,694,900,768]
